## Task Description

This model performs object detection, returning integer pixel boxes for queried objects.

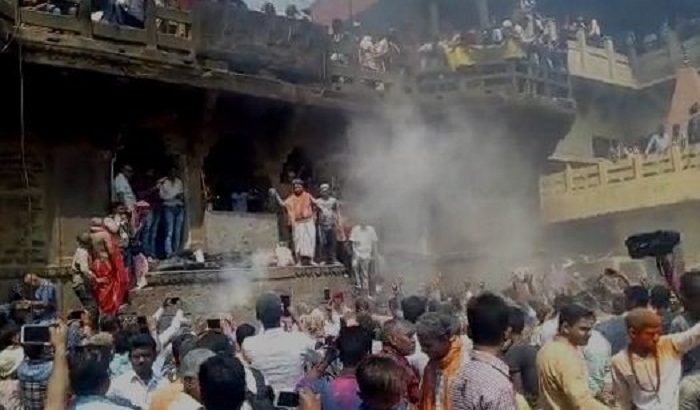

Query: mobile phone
[21,324,51,345]
[207,318,221,330]
[136,316,147,326]
[67,310,83,321]
[276,391,300,408]
[323,289,331,302]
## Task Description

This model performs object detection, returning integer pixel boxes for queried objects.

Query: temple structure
[0,0,695,309]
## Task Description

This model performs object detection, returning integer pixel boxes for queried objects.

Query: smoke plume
[343,98,542,289]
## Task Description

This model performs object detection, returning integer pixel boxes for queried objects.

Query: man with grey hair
[168,348,216,410]
[380,319,420,406]
[314,183,340,265]
[242,293,316,396]
[415,312,471,409]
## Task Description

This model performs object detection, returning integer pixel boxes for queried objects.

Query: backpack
[245,367,276,410]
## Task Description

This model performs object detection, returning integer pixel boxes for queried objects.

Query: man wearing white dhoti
[270,179,317,266]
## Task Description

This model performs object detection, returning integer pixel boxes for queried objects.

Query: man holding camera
[10,274,57,325]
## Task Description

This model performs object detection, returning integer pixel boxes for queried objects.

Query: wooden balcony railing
[0,0,573,109]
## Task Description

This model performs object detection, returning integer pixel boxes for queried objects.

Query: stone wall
[127,266,349,316]
[0,141,48,276]
[203,211,278,255]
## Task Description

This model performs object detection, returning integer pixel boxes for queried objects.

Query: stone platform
[127,265,351,316]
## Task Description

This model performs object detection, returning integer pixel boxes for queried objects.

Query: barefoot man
[89,218,128,315]
[270,179,317,266]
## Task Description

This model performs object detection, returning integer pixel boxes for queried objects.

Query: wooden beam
[77,0,92,37]
[20,10,81,32]
[144,0,156,49]
[92,22,146,44]
[157,33,191,52]
[155,6,190,24]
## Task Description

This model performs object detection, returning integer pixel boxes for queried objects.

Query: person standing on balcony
[113,164,136,215]
[688,103,700,145]
[159,168,185,259]
[645,125,671,155]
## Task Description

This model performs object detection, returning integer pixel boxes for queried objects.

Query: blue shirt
[32,280,57,323]
[69,395,132,410]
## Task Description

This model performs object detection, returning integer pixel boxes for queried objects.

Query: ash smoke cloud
[344,98,542,289]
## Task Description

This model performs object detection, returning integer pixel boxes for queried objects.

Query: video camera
[625,230,680,259]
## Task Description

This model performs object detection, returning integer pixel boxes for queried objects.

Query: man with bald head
[611,307,700,409]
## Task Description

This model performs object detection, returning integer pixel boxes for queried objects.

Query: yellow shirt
[537,336,609,410]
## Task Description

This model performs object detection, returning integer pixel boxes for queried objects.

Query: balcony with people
[0,0,574,111]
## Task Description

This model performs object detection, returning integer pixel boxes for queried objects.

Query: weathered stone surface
[204,211,278,255]
[128,266,350,316]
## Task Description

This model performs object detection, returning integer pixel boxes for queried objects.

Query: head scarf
[0,346,24,379]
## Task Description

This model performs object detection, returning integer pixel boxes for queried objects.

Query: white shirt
[349,226,378,260]
[159,178,184,206]
[242,327,316,394]
[113,173,136,208]
[532,315,559,347]
[408,334,429,377]
[107,370,169,409]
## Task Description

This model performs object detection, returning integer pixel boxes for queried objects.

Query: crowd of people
[8,252,700,410]
[602,103,700,161]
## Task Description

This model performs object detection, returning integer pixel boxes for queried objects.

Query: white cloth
[349,226,378,260]
[159,178,184,206]
[645,132,671,155]
[532,315,559,347]
[71,247,91,286]
[293,219,316,259]
[408,334,429,377]
[107,371,169,409]
[113,173,136,208]
[242,328,316,394]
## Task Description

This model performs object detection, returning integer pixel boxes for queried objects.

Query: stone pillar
[185,91,220,250]
[665,29,683,70]
[428,0,439,38]
[475,0,489,30]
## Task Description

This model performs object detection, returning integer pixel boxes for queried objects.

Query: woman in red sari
[89,218,128,315]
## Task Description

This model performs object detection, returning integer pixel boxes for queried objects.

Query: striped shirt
[450,350,517,410]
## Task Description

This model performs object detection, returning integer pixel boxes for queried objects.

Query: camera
[625,230,680,259]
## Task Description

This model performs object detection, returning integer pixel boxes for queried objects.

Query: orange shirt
[149,380,183,410]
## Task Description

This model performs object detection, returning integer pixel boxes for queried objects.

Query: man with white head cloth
[314,183,340,265]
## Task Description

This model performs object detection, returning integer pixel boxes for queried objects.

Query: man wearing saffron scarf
[416,312,468,410]
[611,307,700,409]
[271,180,317,266]
[89,218,128,315]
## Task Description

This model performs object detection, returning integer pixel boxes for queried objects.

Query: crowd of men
[603,103,700,161]
[8,249,700,410]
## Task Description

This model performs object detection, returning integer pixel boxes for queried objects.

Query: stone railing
[540,145,700,222]
[567,27,700,88]
[567,31,636,87]
[0,0,573,109]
